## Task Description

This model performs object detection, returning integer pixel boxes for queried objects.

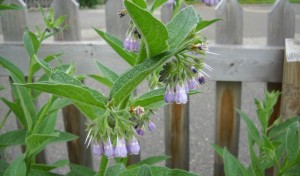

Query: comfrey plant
[213,91,300,176]
[2,0,218,175]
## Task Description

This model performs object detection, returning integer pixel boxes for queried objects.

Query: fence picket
[215,0,243,175]
[52,0,92,168]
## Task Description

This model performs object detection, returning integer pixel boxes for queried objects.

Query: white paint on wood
[215,0,243,45]
[0,42,284,82]
[52,0,81,41]
[1,0,28,41]
[267,0,295,46]
[285,39,300,62]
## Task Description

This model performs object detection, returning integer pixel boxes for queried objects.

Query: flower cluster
[87,106,156,159]
[123,26,141,53]
[159,42,213,104]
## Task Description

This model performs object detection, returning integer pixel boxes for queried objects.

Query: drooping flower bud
[148,121,156,132]
[164,85,175,103]
[126,136,140,155]
[92,142,104,157]
[174,83,188,104]
[104,137,115,158]
[114,137,127,158]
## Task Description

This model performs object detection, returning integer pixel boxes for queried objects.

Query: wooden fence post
[281,39,300,119]
[52,0,92,168]
[161,5,190,171]
[105,0,141,164]
[214,0,242,175]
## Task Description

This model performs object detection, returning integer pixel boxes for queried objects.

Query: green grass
[238,0,300,3]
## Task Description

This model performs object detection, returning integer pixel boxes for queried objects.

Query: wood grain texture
[0,42,285,82]
[1,0,28,41]
[52,0,92,168]
[215,0,243,45]
[164,103,189,170]
[105,0,129,40]
[52,0,81,41]
[267,0,295,46]
[214,82,241,176]
[281,39,300,119]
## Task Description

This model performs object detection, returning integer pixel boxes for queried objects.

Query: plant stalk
[97,155,108,176]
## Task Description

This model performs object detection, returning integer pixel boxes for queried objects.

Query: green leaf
[87,74,113,88]
[0,129,26,147]
[125,0,169,57]
[50,70,83,86]
[18,82,107,108]
[0,97,26,127]
[47,98,72,116]
[195,19,221,32]
[138,165,152,176]
[109,52,172,105]
[53,16,66,28]
[3,154,26,176]
[94,28,136,66]
[96,61,119,83]
[150,0,168,12]
[132,0,147,9]
[0,160,9,175]
[166,6,199,49]
[127,155,170,169]
[0,4,23,10]
[32,160,69,171]
[32,54,61,75]
[23,30,37,58]
[237,109,260,143]
[105,163,126,176]
[29,170,63,176]
[0,56,25,83]
[73,101,103,120]
[67,164,96,176]
[286,121,299,162]
[268,116,300,139]
[34,55,52,75]
[223,149,248,176]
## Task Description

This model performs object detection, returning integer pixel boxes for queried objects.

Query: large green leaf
[18,82,106,108]
[105,163,126,176]
[127,155,170,169]
[23,30,38,58]
[268,116,300,139]
[132,0,147,9]
[32,54,62,75]
[3,154,26,176]
[0,56,25,83]
[0,97,26,127]
[0,160,9,175]
[166,6,199,49]
[67,164,96,176]
[0,129,26,147]
[73,101,103,120]
[237,109,260,143]
[286,121,299,162]
[87,74,113,88]
[125,0,169,58]
[96,61,119,83]
[195,19,221,32]
[94,28,136,66]
[109,51,172,105]
[0,4,23,10]
[50,70,83,86]
[223,149,248,176]
[138,165,152,176]
[31,160,69,172]
[150,0,168,12]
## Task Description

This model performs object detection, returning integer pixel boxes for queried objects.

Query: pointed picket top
[267,0,295,46]
[1,0,28,41]
[52,0,81,41]
[215,0,243,45]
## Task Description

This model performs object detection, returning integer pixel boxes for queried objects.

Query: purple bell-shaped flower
[114,137,127,158]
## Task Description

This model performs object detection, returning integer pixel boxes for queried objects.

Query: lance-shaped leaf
[87,74,113,88]
[3,154,26,176]
[166,6,199,49]
[73,101,104,120]
[286,121,299,162]
[125,0,169,58]
[94,28,136,66]
[237,109,260,143]
[150,0,168,12]
[23,31,39,58]
[1,98,26,127]
[132,0,147,9]
[109,51,172,105]
[223,149,248,176]
[195,19,221,32]
[0,56,25,83]
[31,160,69,172]
[0,4,23,10]
[96,61,119,83]
[127,155,170,169]
[17,82,107,108]
[0,129,26,147]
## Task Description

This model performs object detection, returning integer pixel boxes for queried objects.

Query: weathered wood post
[281,39,300,119]
[52,0,92,167]
[161,5,190,171]
[214,0,243,175]
[105,0,140,165]
[266,0,295,127]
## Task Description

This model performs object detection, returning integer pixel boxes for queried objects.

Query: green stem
[97,155,108,176]
[31,96,54,133]
[0,110,11,130]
